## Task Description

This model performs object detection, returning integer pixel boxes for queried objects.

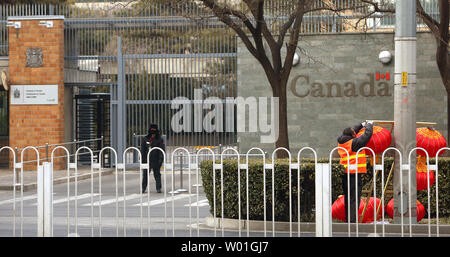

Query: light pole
[393,0,417,223]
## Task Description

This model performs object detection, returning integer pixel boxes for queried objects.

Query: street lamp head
[379,50,392,65]
[293,52,300,66]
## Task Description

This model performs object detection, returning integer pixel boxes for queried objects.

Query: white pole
[322,163,332,237]
[43,162,53,237]
[315,164,323,237]
[393,0,417,224]
[315,163,332,237]
[37,164,44,237]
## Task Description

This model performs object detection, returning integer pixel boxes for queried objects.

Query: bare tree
[165,0,356,157]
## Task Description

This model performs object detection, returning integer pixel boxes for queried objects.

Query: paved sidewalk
[0,167,114,191]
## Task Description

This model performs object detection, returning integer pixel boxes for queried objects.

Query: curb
[0,169,114,192]
[204,216,450,235]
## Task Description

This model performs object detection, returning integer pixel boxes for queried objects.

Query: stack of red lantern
[415,127,446,191]
[332,127,447,223]
[384,127,447,222]
[416,156,436,191]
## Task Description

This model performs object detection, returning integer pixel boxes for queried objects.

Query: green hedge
[200,158,450,222]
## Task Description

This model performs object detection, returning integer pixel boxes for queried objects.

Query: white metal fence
[0,145,448,237]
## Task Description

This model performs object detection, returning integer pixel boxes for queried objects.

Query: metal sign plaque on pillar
[393,0,417,223]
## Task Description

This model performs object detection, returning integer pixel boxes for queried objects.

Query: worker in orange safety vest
[337,121,373,222]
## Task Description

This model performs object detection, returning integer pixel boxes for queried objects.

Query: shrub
[200,158,450,222]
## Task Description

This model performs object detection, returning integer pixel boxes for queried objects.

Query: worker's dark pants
[341,173,362,223]
[142,162,162,192]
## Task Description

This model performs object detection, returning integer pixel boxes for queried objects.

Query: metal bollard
[132,133,137,164]
[315,163,331,237]
[46,143,49,162]
[37,162,53,237]
[14,147,20,187]
[178,153,187,193]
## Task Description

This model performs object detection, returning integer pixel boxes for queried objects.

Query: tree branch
[281,0,308,86]
[416,0,441,36]
[200,0,259,58]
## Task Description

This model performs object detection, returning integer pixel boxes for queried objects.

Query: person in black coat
[141,124,165,193]
[337,121,373,222]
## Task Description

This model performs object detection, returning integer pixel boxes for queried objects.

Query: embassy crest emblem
[25,48,43,68]
[13,88,20,98]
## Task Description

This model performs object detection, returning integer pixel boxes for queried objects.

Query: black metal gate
[75,91,110,164]
[0,90,8,168]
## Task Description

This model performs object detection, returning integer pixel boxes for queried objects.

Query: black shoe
[157,189,162,193]
[141,189,146,194]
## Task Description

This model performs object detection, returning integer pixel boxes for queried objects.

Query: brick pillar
[8,17,66,170]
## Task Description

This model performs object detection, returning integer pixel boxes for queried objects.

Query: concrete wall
[237,32,446,157]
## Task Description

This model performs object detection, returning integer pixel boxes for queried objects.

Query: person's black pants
[142,162,162,193]
[341,173,362,223]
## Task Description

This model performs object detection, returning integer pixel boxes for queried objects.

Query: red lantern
[359,197,383,223]
[416,171,435,191]
[356,126,392,154]
[386,199,426,222]
[332,195,347,222]
[416,127,447,157]
[416,156,436,190]
[332,195,383,223]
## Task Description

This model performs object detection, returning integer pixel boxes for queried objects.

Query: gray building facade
[237,32,446,157]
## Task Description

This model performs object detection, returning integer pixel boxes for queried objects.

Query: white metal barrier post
[44,162,53,237]
[37,162,53,237]
[37,164,44,237]
[315,163,332,237]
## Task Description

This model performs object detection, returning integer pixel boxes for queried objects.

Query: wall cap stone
[7,15,64,21]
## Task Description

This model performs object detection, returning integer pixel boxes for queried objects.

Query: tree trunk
[273,82,290,158]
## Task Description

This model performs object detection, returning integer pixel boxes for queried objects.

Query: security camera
[6,21,21,29]
[39,21,53,28]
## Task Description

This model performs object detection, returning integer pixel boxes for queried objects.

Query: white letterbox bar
[375,165,384,171]
[290,163,299,170]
